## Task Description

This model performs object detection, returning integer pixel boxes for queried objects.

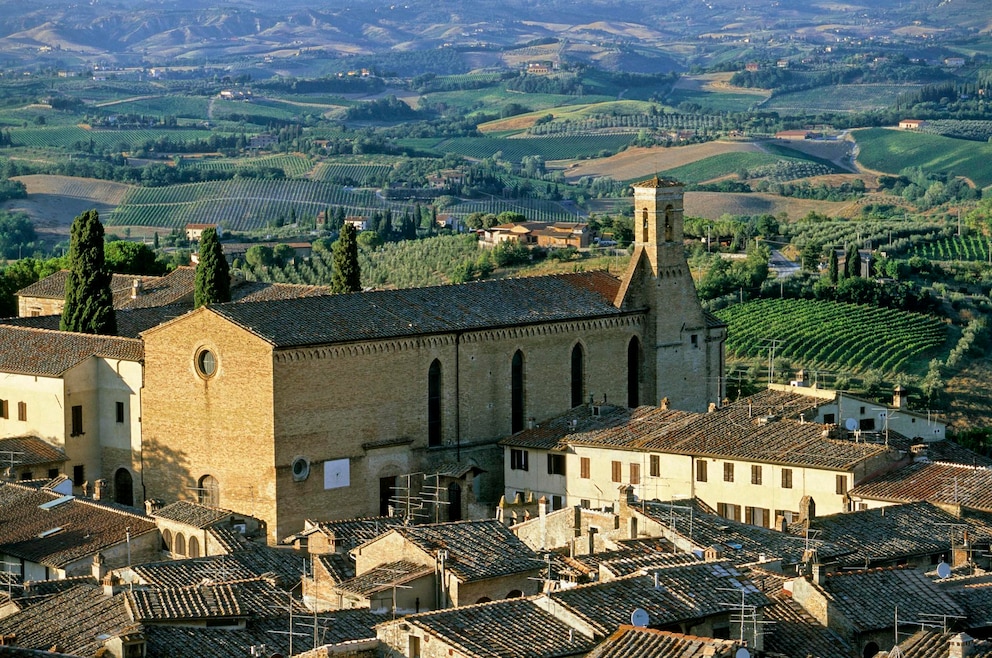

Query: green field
[716,298,947,374]
[179,154,315,178]
[762,85,923,113]
[854,127,992,188]
[311,162,394,185]
[8,126,246,150]
[666,87,767,113]
[103,96,211,119]
[399,134,636,162]
[653,152,794,184]
[107,179,380,230]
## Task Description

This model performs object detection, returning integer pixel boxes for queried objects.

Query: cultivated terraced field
[716,298,947,375]
[107,179,380,230]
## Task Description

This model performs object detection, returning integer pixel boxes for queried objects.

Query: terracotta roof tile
[0,584,131,655]
[0,482,157,568]
[818,566,964,633]
[0,326,142,376]
[0,436,66,467]
[335,559,433,597]
[126,582,243,621]
[505,391,887,471]
[795,501,992,568]
[761,591,852,658]
[849,462,992,512]
[587,627,740,658]
[153,500,231,528]
[637,499,850,567]
[313,515,405,551]
[131,545,304,589]
[544,561,770,635]
[389,520,545,582]
[396,597,599,658]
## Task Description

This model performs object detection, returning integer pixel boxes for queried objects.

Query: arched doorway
[447,483,462,522]
[863,642,879,658]
[113,468,133,507]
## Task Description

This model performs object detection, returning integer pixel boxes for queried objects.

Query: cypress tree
[194,227,230,308]
[844,244,859,279]
[828,247,839,284]
[60,209,116,335]
[331,223,361,293]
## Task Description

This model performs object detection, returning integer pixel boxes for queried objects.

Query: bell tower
[616,176,726,412]
[633,175,686,277]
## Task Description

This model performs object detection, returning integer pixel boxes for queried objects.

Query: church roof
[205,271,627,348]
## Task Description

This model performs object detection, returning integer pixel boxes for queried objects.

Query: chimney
[91,553,106,582]
[799,495,816,525]
[92,479,108,501]
[893,385,907,409]
[660,397,670,411]
[775,514,788,533]
[130,279,142,299]
[949,633,975,658]
[538,496,549,519]
[811,561,826,586]
[144,499,164,515]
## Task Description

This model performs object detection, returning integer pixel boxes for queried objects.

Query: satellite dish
[844,418,858,431]
[630,608,650,628]
[736,648,751,658]
[936,562,952,579]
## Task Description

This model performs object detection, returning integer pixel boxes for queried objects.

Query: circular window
[195,349,217,378]
[291,457,310,482]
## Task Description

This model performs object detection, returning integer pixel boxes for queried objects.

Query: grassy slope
[854,127,992,188]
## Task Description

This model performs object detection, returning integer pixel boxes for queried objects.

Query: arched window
[113,468,133,507]
[188,536,200,558]
[447,483,462,522]
[506,589,523,598]
[664,206,674,242]
[476,597,492,604]
[570,343,584,408]
[641,208,648,241]
[174,532,186,556]
[162,528,172,552]
[627,337,641,408]
[428,359,442,447]
[511,350,525,433]
[198,475,219,507]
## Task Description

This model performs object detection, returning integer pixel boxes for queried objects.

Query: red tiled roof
[0,436,67,466]
[0,482,157,568]
[0,325,142,376]
[849,461,992,512]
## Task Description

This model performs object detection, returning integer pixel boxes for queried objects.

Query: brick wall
[141,309,277,540]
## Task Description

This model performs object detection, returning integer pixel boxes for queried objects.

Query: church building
[139,178,726,542]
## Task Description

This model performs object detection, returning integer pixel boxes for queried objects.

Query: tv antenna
[0,450,24,479]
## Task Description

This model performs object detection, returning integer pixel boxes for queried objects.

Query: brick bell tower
[616,176,725,412]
